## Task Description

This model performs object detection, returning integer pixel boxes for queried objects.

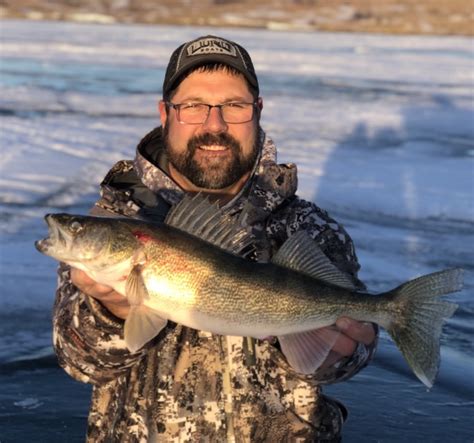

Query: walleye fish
[35,195,463,387]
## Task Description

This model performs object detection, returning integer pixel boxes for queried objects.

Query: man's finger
[329,333,357,357]
[70,268,115,297]
[336,317,376,346]
[70,267,94,285]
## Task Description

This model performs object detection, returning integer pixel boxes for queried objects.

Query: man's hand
[70,268,130,320]
[321,317,377,368]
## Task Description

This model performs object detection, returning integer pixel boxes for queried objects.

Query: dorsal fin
[272,230,357,290]
[165,193,255,257]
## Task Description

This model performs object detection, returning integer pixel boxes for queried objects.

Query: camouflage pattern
[53,127,377,442]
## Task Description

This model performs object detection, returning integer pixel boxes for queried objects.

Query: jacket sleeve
[267,197,379,384]
[52,263,150,385]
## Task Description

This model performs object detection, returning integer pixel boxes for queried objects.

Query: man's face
[159,69,262,190]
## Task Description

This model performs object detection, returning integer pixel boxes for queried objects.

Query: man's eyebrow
[176,95,252,103]
[175,96,205,103]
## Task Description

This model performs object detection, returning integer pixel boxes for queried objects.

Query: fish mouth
[35,214,71,254]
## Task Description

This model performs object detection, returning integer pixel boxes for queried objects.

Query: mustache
[187,132,241,153]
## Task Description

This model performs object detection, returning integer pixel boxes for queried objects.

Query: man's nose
[202,106,228,133]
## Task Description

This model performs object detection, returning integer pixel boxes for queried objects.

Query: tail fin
[386,268,463,388]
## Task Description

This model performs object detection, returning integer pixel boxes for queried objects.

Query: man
[54,35,377,442]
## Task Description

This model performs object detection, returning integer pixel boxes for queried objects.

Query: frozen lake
[0,20,473,442]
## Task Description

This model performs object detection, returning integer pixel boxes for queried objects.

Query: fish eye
[70,220,83,233]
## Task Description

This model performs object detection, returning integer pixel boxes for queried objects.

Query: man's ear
[256,97,263,118]
[158,100,168,128]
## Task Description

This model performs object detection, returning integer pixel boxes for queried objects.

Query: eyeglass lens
[176,103,254,124]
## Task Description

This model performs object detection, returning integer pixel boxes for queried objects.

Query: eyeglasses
[166,101,257,125]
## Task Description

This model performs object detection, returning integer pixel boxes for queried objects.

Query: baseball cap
[162,35,259,97]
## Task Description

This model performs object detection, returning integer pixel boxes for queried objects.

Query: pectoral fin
[124,305,168,353]
[125,264,148,306]
[123,264,168,352]
[278,327,340,374]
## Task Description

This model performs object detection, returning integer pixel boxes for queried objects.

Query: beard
[164,127,260,190]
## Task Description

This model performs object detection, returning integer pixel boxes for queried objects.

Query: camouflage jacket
[53,127,377,443]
